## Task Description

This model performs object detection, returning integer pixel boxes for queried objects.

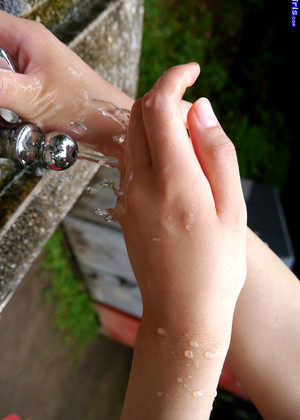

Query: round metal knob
[40,133,78,171]
[0,123,78,171]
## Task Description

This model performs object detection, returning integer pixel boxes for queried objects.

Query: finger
[141,63,200,172]
[187,98,245,218]
[0,70,37,119]
[126,98,152,170]
[180,99,192,128]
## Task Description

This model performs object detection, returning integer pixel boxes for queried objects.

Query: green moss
[42,228,99,358]
[25,0,110,43]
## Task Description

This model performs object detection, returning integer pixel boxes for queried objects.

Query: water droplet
[77,150,118,167]
[99,177,119,191]
[204,350,216,359]
[184,350,194,359]
[93,99,131,130]
[85,185,98,194]
[59,175,72,183]
[113,131,126,144]
[157,327,166,336]
[189,341,199,348]
[68,121,88,135]
[184,212,194,235]
[177,378,183,383]
[192,390,203,398]
[105,214,116,223]
[157,392,163,397]
[94,208,109,216]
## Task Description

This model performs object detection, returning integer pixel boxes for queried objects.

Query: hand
[119,63,247,420]
[0,11,133,156]
[119,63,247,331]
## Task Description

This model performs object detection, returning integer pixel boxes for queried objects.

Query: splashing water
[77,149,118,167]
[68,121,88,135]
[76,99,132,223]
[94,208,115,223]
[86,177,119,194]
[93,99,131,130]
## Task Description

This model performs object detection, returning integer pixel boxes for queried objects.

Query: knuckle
[208,134,237,162]
[27,18,46,32]
[130,98,142,118]
[128,98,143,130]
[143,89,166,116]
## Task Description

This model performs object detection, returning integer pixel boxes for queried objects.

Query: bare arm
[2,13,299,418]
[227,227,300,420]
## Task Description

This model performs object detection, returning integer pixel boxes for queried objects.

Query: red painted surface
[97,303,249,400]
[97,303,139,348]
[1,415,31,420]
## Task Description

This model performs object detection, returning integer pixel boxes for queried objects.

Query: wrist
[123,315,231,419]
[138,306,233,358]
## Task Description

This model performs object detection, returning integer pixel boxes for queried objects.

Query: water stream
[78,99,131,223]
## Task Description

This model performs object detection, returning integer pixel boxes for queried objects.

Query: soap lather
[0,48,78,171]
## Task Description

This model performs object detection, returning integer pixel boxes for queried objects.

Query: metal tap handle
[0,49,78,170]
[39,131,78,171]
[0,122,78,171]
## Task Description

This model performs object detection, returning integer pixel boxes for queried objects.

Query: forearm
[227,228,300,419]
[121,314,233,420]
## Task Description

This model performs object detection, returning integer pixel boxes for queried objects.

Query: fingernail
[194,98,218,128]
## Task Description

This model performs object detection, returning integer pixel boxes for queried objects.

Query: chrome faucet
[0,122,78,171]
[0,48,78,171]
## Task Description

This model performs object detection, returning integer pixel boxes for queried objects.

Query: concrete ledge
[0,0,144,311]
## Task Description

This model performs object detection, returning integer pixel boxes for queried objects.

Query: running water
[76,99,132,223]
[92,99,131,130]
[77,149,118,167]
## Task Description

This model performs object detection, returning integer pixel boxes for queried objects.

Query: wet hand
[0,11,133,157]
[118,63,247,332]
[0,13,89,130]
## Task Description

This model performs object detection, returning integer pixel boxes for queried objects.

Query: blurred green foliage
[42,228,99,358]
[138,0,291,190]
